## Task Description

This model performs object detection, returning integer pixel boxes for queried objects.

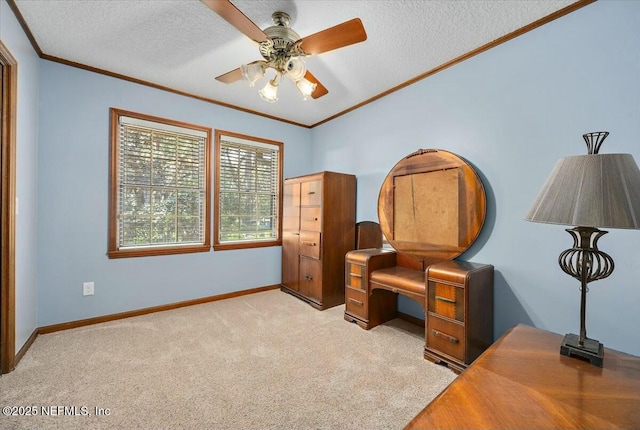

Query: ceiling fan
[201,0,367,102]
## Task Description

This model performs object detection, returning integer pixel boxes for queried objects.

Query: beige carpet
[0,289,456,430]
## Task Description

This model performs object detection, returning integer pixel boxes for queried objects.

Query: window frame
[108,108,212,258]
[214,129,283,251]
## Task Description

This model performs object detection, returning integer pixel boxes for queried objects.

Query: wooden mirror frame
[377,149,486,261]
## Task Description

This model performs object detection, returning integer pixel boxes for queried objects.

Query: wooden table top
[405,324,640,429]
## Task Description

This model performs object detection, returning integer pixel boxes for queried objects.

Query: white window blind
[117,116,207,249]
[218,137,279,243]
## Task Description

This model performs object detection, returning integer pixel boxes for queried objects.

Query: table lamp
[525,132,640,367]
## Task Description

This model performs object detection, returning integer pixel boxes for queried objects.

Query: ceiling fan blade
[298,18,367,55]
[200,0,267,43]
[216,67,243,84]
[304,71,328,99]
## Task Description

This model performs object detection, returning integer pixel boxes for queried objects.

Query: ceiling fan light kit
[240,61,267,87]
[296,77,317,101]
[286,57,306,81]
[203,0,367,103]
[256,57,316,102]
[259,76,279,103]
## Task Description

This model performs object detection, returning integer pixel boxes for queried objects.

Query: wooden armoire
[281,171,356,310]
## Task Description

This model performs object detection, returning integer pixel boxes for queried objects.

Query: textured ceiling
[12,0,585,127]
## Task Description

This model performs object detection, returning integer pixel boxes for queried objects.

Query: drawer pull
[432,329,459,344]
[304,274,313,281]
[308,191,316,195]
[302,241,317,246]
[305,217,319,222]
[435,295,456,304]
[350,273,363,278]
[348,298,364,306]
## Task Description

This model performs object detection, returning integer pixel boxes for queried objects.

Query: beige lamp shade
[525,153,640,229]
[525,133,640,367]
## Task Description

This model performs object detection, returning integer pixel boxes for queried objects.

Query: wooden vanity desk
[345,149,494,371]
[405,324,640,429]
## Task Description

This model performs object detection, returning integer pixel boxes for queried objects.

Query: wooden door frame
[0,40,17,374]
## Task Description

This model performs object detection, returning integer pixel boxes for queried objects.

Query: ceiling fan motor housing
[259,12,304,72]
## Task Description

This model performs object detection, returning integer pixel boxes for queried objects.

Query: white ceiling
[13,0,583,127]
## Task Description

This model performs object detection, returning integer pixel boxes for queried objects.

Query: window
[214,130,282,250]
[108,108,211,258]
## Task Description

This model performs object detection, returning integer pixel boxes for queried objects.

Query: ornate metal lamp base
[560,333,604,367]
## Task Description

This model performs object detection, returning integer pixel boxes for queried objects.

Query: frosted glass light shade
[241,61,266,87]
[286,58,306,81]
[259,77,278,103]
[525,153,640,229]
[296,78,317,100]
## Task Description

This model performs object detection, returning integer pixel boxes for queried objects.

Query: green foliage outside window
[109,108,211,258]
[215,131,282,249]
[218,143,278,242]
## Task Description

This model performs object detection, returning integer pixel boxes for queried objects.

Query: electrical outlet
[82,281,94,296]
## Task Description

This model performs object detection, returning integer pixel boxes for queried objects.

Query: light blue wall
[37,61,312,326]
[311,1,640,355]
[1,0,40,353]
[8,0,640,358]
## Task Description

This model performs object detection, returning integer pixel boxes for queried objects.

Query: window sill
[108,244,211,259]
[213,240,281,251]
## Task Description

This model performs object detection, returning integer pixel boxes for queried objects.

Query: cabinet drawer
[300,207,321,232]
[301,180,322,206]
[428,281,464,323]
[345,287,367,319]
[299,231,321,259]
[347,263,364,290]
[427,315,464,362]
